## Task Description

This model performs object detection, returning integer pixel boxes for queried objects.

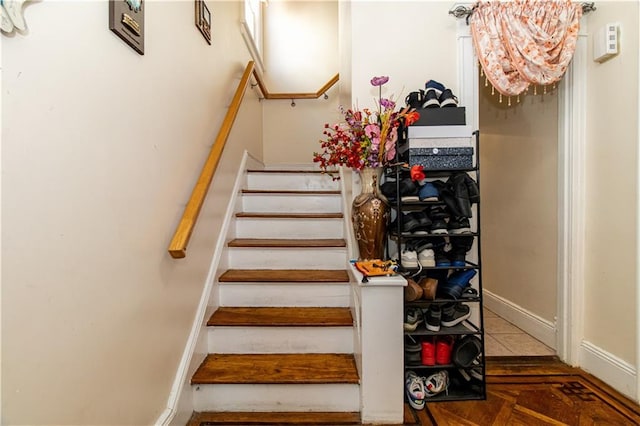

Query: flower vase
[351,167,389,260]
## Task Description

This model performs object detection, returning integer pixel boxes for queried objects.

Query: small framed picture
[109,0,145,55]
[195,0,212,45]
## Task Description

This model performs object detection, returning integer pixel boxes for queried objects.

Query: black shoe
[409,211,432,234]
[441,302,471,327]
[379,181,397,202]
[424,304,442,331]
[439,89,459,108]
[405,90,424,109]
[399,178,419,202]
[428,206,449,234]
[393,213,420,234]
[450,236,474,267]
[422,89,440,108]
[405,336,422,364]
[448,217,471,234]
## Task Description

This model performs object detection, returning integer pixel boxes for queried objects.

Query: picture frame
[109,0,145,55]
[195,0,212,45]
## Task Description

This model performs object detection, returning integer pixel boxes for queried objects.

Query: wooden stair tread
[228,238,346,248]
[208,307,353,327]
[236,212,343,219]
[219,269,350,283]
[191,353,359,384]
[242,189,340,195]
[187,411,361,425]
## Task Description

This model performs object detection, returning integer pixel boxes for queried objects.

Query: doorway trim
[455,14,587,365]
[556,30,588,365]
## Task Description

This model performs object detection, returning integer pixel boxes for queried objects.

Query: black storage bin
[411,107,466,126]
[409,147,473,170]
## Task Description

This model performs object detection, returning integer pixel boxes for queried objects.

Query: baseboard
[579,340,637,401]
[155,150,261,426]
[483,290,557,349]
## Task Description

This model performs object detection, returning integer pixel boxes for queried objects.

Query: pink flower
[370,76,389,86]
[384,128,398,161]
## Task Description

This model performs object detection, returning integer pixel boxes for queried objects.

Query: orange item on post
[354,259,398,279]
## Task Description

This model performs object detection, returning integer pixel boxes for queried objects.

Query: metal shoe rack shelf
[386,129,487,403]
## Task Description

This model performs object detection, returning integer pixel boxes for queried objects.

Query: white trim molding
[557,31,588,366]
[580,340,637,401]
[636,1,640,404]
[483,290,557,349]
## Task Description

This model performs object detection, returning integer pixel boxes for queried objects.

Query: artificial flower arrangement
[313,76,420,177]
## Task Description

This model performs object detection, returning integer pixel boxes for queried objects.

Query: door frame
[455,12,588,365]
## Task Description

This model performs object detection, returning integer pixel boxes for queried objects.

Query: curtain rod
[449,2,596,20]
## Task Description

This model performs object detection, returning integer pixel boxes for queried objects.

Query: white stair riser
[219,283,350,307]
[242,194,341,213]
[228,247,347,269]
[208,327,354,354]
[247,173,339,191]
[235,218,344,239]
[193,384,360,412]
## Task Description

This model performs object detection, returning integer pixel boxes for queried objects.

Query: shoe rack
[385,130,486,404]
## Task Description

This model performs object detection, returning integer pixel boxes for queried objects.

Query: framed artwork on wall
[195,0,212,45]
[109,0,145,55]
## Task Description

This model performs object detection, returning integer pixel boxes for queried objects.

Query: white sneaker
[405,370,426,410]
[418,249,435,267]
[424,370,449,397]
[401,248,418,268]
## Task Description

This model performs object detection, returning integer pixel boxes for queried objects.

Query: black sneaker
[441,302,471,327]
[390,213,421,235]
[427,206,447,235]
[404,336,422,364]
[422,89,440,108]
[405,90,424,109]
[399,178,419,202]
[448,217,471,234]
[424,304,442,332]
[439,89,459,108]
[410,211,432,235]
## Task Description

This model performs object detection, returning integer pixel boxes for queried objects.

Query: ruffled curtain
[470,0,582,97]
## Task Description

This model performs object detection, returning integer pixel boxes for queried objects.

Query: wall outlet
[593,23,619,63]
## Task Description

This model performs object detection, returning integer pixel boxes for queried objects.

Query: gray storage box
[409,147,474,170]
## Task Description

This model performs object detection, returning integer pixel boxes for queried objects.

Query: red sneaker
[436,336,454,365]
[421,338,436,366]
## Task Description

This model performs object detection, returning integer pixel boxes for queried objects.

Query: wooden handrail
[252,71,340,100]
[168,61,340,258]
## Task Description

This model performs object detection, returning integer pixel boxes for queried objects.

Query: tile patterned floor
[483,308,555,356]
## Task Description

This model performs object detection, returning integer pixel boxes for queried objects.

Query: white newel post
[354,266,406,424]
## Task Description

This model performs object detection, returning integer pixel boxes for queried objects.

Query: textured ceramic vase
[351,167,389,260]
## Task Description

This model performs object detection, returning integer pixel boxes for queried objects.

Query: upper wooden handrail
[252,70,340,100]
[168,61,339,258]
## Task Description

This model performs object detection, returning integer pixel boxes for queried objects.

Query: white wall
[479,87,559,327]
[262,0,341,165]
[349,2,459,110]
[1,1,262,424]
[584,1,639,366]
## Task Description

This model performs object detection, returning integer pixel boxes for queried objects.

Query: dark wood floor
[407,356,640,425]
[188,356,640,425]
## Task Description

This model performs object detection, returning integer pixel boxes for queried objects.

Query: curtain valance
[470,0,583,97]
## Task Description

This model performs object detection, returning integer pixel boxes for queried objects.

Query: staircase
[188,169,361,425]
